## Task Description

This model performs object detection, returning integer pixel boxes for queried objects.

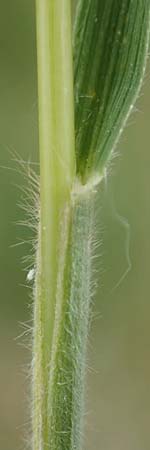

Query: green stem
[47,185,95,450]
[33,1,75,448]
[27,0,150,449]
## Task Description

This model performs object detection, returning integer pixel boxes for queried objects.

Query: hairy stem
[47,184,95,450]
[32,1,150,449]
[33,1,75,448]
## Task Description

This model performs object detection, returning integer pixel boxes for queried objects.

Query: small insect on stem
[27,268,35,283]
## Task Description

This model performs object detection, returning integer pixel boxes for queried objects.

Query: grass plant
[31,1,150,449]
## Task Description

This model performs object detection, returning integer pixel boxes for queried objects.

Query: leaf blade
[73,0,150,181]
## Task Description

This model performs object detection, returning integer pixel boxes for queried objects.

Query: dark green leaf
[73,0,150,182]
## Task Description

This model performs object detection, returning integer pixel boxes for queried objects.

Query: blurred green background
[0,2,150,450]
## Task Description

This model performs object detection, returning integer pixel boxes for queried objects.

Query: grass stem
[33,1,75,448]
